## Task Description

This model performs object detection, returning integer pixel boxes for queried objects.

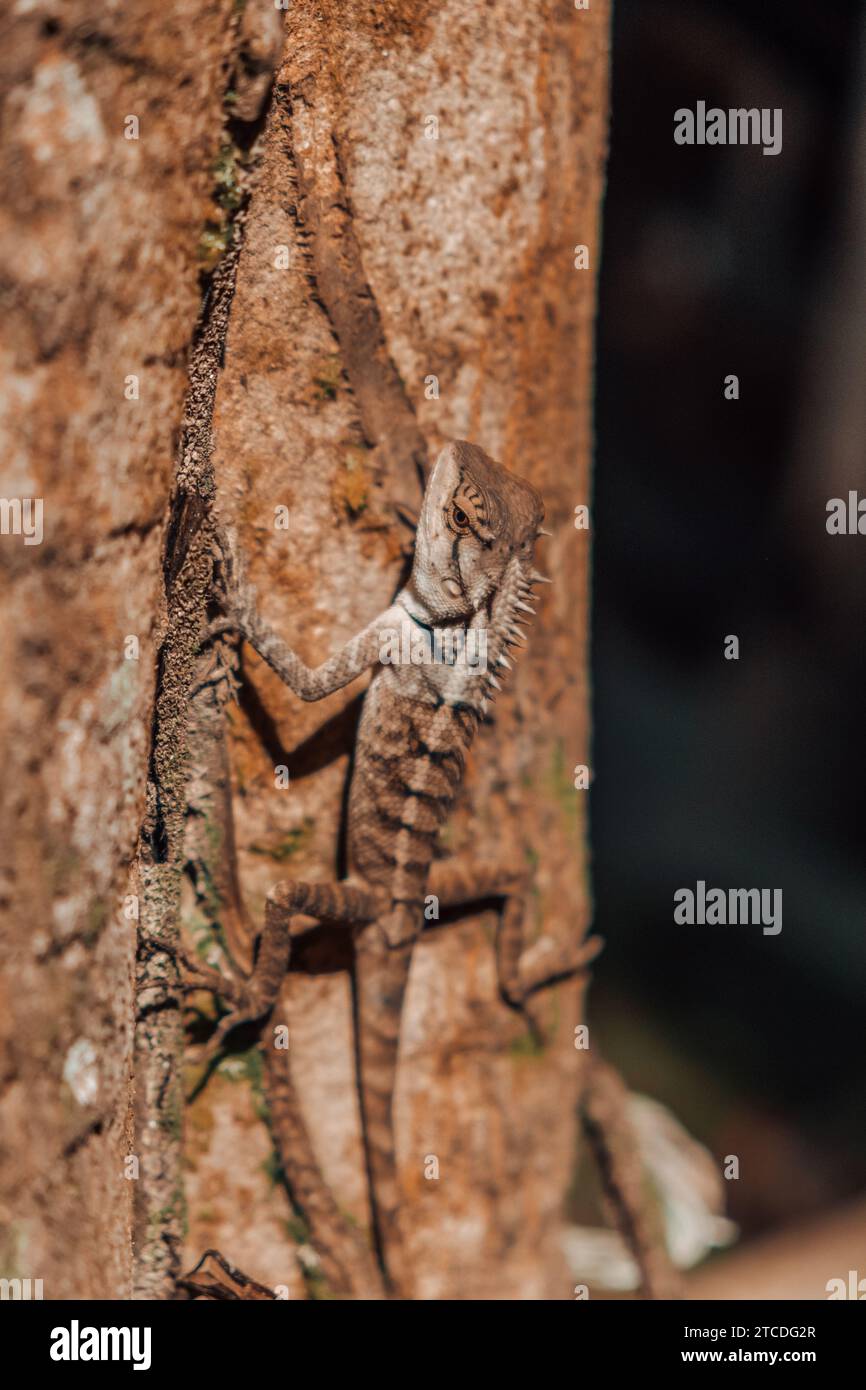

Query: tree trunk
[0,0,610,1300]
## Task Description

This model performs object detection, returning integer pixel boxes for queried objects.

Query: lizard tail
[580,1055,682,1299]
[262,1003,386,1300]
[353,930,415,1298]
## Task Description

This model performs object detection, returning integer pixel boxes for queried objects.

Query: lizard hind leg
[424,860,677,1301]
[352,864,601,1297]
[426,858,603,1043]
[184,875,385,1298]
[255,878,384,1299]
[184,877,379,1068]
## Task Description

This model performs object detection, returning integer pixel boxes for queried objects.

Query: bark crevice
[132,40,281,1296]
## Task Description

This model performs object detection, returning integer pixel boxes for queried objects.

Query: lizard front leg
[209,526,404,702]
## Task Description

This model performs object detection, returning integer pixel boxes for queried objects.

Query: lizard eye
[453,508,468,527]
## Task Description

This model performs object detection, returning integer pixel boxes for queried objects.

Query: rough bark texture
[0,0,609,1300]
[0,0,266,1300]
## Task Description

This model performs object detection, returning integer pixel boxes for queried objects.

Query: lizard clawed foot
[175,943,248,1007]
[137,935,245,1008]
[177,947,268,1085]
[189,998,270,1078]
[176,1248,280,1301]
[389,499,419,558]
[503,933,605,1045]
[189,641,240,699]
[210,523,260,638]
[512,931,604,1000]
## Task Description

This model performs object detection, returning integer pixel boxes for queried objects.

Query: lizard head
[409,441,546,623]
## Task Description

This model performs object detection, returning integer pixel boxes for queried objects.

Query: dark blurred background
[591,0,866,1247]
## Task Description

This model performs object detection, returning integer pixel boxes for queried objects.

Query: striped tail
[353,927,416,1297]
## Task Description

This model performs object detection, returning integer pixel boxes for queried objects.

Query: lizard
[181,439,602,1298]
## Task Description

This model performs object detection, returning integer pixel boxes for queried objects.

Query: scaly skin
[185,441,600,1297]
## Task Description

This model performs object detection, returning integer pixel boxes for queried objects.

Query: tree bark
[0,0,610,1300]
